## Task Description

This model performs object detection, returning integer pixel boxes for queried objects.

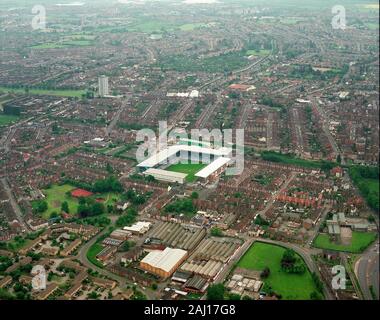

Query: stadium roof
[144,168,188,179]
[195,157,231,178]
[137,144,231,168]
[141,247,187,273]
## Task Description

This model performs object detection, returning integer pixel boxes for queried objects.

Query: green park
[313,232,377,253]
[236,242,320,300]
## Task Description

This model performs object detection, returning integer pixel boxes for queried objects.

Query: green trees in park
[280,249,306,274]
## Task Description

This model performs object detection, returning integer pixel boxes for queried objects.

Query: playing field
[313,232,377,253]
[237,242,318,300]
[166,163,207,182]
[86,243,104,268]
[94,192,121,207]
[41,184,78,219]
[0,114,19,126]
[246,49,271,57]
[0,86,85,98]
[179,22,214,31]
[37,184,122,219]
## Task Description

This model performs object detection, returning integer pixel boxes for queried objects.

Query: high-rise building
[98,75,109,97]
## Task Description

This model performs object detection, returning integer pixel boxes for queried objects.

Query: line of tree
[280,249,306,274]
[77,197,105,218]
[115,208,138,228]
[349,165,379,211]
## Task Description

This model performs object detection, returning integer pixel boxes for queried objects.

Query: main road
[76,225,157,300]
[355,240,379,300]
[0,177,29,231]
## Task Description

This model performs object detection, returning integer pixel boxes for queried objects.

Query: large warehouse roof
[195,157,231,178]
[141,247,188,273]
[137,145,231,168]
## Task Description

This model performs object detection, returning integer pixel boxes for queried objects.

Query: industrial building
[123,221,152,235]
[184,274,209,293]
[143,168,187,184]
[226,273,263,296]
[148,222,206,251]
[180,237,241,279]
[140,247,188,279]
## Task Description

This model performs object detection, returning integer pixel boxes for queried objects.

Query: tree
[191,191,199,199]
[336,154,342,164]
[210,227,223,237]
[311,272,324,293]
[33,200,48,214]
[115,208,138,227]
[281,249,306,274]
[90,202,105,216]
[281,249,296,267]
[254,215,270,226]
[368,215,375,223]
[88,291,100,299]
[106,163,114,174]
[228,293,241,300]
[310,291,323,300]
[120,240,135,252]
[206,284,225,300]
[61,201,69,213]
[260,267,270,279]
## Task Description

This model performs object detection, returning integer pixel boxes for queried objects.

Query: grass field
[364,22,379,30]
[179,22,214,31]
[40,184,78,219]
[0,114,19,126]
[313,232,377,253]
[237,242,318,300]
[0,87,85,98]
[86,243,104,268]
[261,151,335,170]
[32,38,95,49]
[166,163,207,182]
[365,179,379,195]
[38,184,122,219]
[95,192,121,207]
[6,238,31,252]
[246,49,271,57]
[129,20,177,33]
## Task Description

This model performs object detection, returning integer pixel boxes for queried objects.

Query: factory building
[147,222,206,251]
[140,247,188,279]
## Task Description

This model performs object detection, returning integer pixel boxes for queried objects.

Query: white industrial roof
[144,168,188,179]
[195,157,231,178]
[137,145,231,168]
[141,248,187,273]
[123,221,151,233]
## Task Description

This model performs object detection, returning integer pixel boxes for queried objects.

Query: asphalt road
[75,227,157,300]
[0,177,29,231]
[355,240,379,300]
